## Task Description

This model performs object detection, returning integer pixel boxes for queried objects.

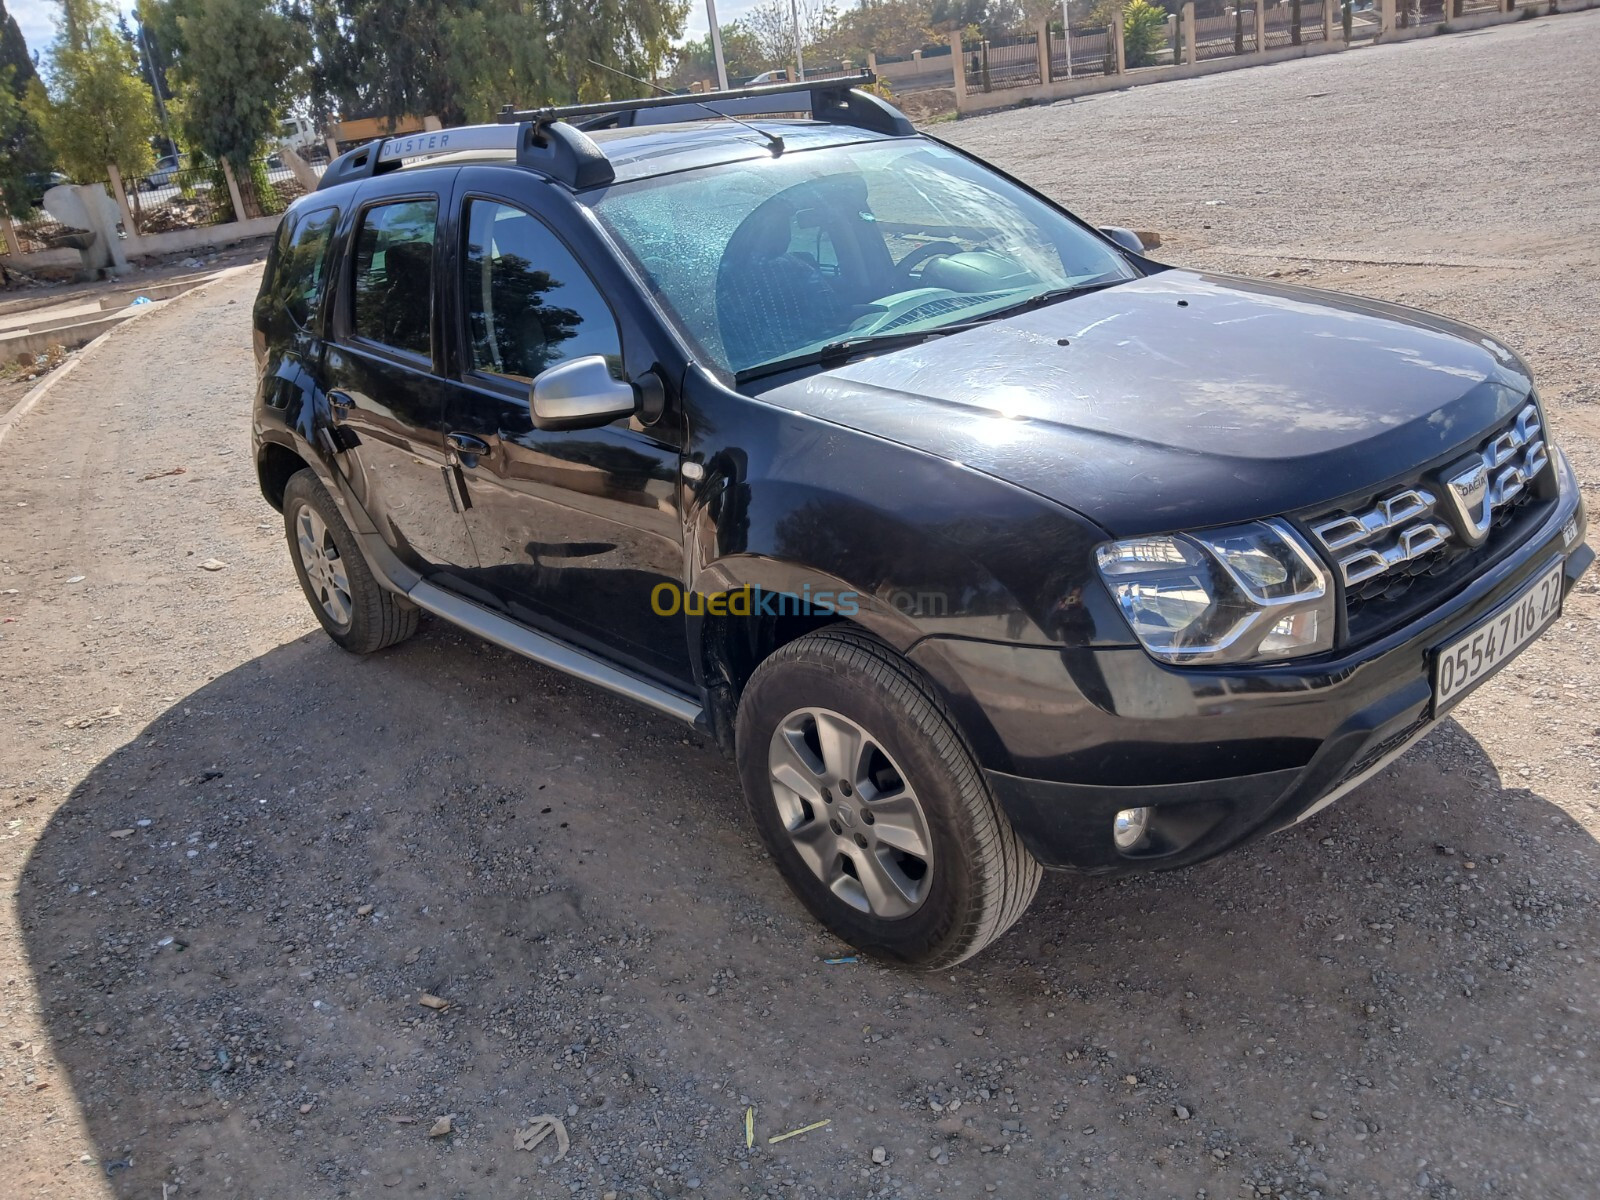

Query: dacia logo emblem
[1441,457,1493,546]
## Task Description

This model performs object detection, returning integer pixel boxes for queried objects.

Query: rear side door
[255,203,338,428]
[438,171,691,686]
[323,173,478,577]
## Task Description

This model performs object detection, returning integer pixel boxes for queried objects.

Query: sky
[683,0,773,41]
[11,0,59,59]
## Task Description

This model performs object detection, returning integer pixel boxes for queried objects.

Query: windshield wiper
[735,329,959,385]
[970,277,1126,324]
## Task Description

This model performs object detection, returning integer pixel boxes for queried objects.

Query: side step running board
[407,580,704,726]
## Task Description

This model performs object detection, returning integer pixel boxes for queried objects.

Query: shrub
[1122,0,1169,68]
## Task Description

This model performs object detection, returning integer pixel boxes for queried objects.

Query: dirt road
[5,13,1600,1199]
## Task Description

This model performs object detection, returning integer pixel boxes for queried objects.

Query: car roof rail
[314,72,910,194]
[316,138,386,191]
[502,70,914,138]
[315,122,617,192]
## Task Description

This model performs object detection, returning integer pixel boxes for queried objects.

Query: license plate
[1433,561,1564,712]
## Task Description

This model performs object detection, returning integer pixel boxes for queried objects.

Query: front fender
[682,375,1119,648]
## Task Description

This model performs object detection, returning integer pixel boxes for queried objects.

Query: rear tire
[283,469,418,654]
[736,627,1041,969]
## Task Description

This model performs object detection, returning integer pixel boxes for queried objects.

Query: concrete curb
[0,302,171,360]
[0,263,257,452]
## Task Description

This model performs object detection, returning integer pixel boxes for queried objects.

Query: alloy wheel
[295,505,353,627]
[767,707,933,919]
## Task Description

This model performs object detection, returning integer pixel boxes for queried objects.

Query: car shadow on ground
[18,619,1600,1197]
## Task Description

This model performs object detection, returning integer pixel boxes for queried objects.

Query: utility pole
[706,0,730,90]
[135,8,178,158]
[791,0,805,80]
[1060,0,1074,77]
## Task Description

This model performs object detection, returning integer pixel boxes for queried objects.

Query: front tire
[282,469,418,654]
[736,628,1041,969]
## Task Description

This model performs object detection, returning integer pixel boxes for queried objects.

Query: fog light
[1113,807,1152,851]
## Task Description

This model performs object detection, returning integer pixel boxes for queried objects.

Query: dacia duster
[253,76,1591,967]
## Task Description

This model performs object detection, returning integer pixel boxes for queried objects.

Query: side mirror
[529,356,637,432]
[1098,226,1145,255]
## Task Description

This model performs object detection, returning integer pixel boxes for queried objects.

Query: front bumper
[911,450,1591,875]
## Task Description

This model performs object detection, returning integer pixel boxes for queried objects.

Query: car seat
[716,195,852,371]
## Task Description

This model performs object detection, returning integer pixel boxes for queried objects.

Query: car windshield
[585,138,1138,379]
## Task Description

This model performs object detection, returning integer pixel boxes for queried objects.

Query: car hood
[754,269,1536,535]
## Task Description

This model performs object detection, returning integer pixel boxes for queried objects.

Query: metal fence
[2,177,113,253]
[963,34,1045,92]
[868,0,1511,103]
[236,157,314,220]
[1196,10,1251,59]
[1388,0,1496,29]
[1049,27,1113,78]
[952,0,1503,103]
[127,156,319,234]
[873,44,955,95]
[1,154,326,258]
[127,163,228,233]
[9,207,75,253]
[964,29,1126,93]
[1264,1,1334,47]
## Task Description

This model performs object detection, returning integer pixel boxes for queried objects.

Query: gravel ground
[5,14,1600,1199]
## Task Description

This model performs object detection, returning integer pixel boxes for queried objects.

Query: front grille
[1311,486,1453,589]
[1301,401,1555,640]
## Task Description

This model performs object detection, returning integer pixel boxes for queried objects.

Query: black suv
[253,76,1591,968]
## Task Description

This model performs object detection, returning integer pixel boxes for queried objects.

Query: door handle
[446,432,492,456]
[328,390,355,411]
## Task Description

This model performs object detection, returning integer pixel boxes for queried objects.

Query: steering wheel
[895,241,966,283]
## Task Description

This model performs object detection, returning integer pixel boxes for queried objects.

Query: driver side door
[439,180,691,688]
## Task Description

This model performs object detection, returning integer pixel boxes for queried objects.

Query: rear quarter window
[264,206,338,330]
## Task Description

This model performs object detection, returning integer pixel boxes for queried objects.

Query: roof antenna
[586,59,784,156]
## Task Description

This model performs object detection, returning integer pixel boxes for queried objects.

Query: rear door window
[351,199,438,358]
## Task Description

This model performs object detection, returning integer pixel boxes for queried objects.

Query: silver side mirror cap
[529,356,637,431]
[1099,226,1145,255]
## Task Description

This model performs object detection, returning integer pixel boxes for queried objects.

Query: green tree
[311,0,472,126]
[741,0,832,69]
[309,0,688,124]
[0,0,54,216]
[130,0,184,101]
[542,0,688,104]
[824,0,935,61]
[1,0,36,87]
[171,0,303,171]
[0,75,51,216]
[927,0,1026,39]
[57,0,100,50]
[930,0,986,30]
[38,0,157,181]
[667,25,765,86]
[445,1,552,120]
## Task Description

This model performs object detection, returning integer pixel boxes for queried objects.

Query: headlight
[1095,520,1334,665]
